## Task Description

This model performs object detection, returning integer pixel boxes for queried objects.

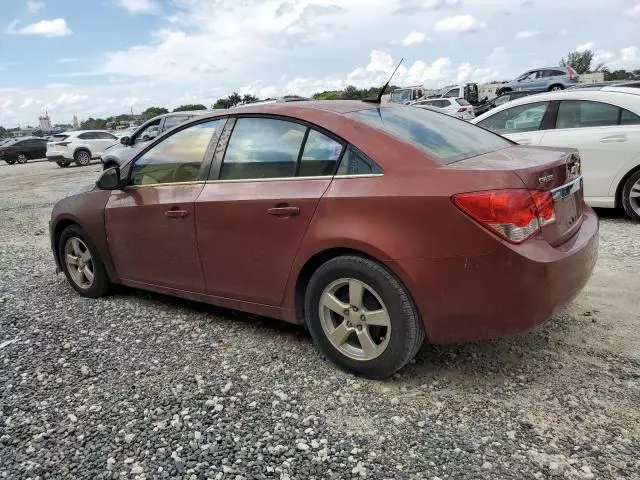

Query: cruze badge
[539,174,554,184]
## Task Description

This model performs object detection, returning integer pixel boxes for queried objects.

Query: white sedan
[413,98,476,121]
[472,87,640,221]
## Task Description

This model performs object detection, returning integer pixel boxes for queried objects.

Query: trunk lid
[452,146,584,245]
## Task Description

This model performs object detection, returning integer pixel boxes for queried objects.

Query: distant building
[579,72,605,84]
[73,114,79,129]
[39,112,52,132]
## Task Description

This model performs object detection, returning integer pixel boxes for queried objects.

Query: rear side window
[556,101,620,129]
[620,109,640,125]
[77,132,95,140]
[350,107,511,164]
[220,118,305,180]
[477,102,550,134]
[443,89,459,98]
[336,146,382,175]
[298,129,343,177]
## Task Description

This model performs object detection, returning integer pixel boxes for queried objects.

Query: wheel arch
[548,83,564,91]
[74,146,92,159]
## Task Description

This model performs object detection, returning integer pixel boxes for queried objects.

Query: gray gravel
[1,160,639,480]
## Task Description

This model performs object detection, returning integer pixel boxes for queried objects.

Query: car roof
[472,88,640,123]
[146,110,211,123]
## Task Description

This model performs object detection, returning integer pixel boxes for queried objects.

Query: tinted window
[163,115,188,130]
[443,88,459,98]
[52,134,69,141]
[298,129,343,177]
[493,95,510,106]
[131,120,220,186]
[336,146,382,175]
[556,101,619,129]
[457,99,471,106]
[219,118,305,180]
[133,120,161,145]
[478,102,550,134]
[77,132,95,140]
[620,109,640,125]
[350,107,511,165]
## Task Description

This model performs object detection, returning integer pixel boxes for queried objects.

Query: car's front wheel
[58,225,110,298]
[305,255,424,379]
[16,153,28,164]
[74,150,91,166]
[621,169,640,222]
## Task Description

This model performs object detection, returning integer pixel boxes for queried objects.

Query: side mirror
[96,167,122,190]
[120,136,130,145]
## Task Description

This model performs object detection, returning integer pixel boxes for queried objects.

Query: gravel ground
[1,160,639,480]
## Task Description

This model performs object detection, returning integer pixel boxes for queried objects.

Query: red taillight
[457,107,467,112]
[55,142,71,147]
[453,189,556,244]
[566,67,575,80]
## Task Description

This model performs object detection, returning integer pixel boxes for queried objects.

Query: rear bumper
[391,207,599,343]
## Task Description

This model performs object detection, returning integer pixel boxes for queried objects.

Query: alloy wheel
[551,86,563,91]
[76,151,91,166]
[318,278,391,361]
[17,154,27,164]
[64,237,95,289]
[629,177,640,217]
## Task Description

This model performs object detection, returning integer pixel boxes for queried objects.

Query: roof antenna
[362,57,404,104]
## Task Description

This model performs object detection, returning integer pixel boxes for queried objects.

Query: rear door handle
[165,209,188,219]
[600,135,627,143]
[267,206,300,217]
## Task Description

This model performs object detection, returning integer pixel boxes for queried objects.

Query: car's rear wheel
[621,170,640,222]
[17,154,28,164]
[56,159,71,168]
[305,255,424,379]
[74,150,91,166]
[4,158,16,165]
[58,225,110,298]
[549,84,564,91]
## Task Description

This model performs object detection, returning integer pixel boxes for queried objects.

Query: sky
[1,0,639,127]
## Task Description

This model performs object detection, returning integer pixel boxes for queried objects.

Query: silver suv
[497,67,578,96]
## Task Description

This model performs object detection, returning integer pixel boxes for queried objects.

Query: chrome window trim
[205,173,383,184]
[551,175,583,201]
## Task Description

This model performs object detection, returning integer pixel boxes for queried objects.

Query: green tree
[173,104,207,112]
[560,49,604,75]
[602,68,637,81]
[141,106,169,120]
[0,126,7,138]
[312,90,342,100]
[212,98,232,109]
[241,94,258,105]
[228,92,242,107]
[80,117,108,129]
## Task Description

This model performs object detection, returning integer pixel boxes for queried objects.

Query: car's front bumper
[391,207,599,343]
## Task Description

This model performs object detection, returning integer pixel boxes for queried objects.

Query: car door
[521,71,543,92]
[195,116,344,305]
[537,100,640,199]
[94,132,118,155]
[105,119,223,292]
[476,101,553,145]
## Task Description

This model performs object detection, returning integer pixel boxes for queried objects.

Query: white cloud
[576,41,596,52]
[623,3,640,18]
[4,18,72,37]
[515,30,540,39]
[395,0,461,14]
[58,58,79,63]
[20,98,39,109]
[27,1,45,13]
[115,0,159,14]
[401,31,430,46]
[620,46,638,62]
[434,15,486,33]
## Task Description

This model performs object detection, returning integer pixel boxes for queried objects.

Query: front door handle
[267,205,300,217]
[165,208,188,219]
[600,135,627,143]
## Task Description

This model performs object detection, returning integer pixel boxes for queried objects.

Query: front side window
[133,120,161,145]
[350,106,511,165]
[556,100,620,129]
[443,88,459,98]
[78,132,95,140]
[477,102,550,134]
[97,132,117,140]
[130,120,220,186]
[298,129,343,177]
[219,118,306,180]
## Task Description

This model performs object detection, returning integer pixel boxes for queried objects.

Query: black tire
[305,255,424,379]
[58,225,110,298]
[56,159,72,168]
[74,149,92,166]
[621,169,640,222]
[549,84,564,91]
[4,158,16,165]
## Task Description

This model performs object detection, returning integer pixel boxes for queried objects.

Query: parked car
[46,130,118,168]
[100,111,210,169]
[474,91,534,116]
[497,67,578,96]
[413,98,476,120]
[50,101,598,378]
[472,86,640,221]
[0,136,48,164]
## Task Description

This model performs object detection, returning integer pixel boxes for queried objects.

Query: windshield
[349,106,511,165]
[390,89,411,103]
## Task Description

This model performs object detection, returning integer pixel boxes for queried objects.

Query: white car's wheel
[74,150,91,166]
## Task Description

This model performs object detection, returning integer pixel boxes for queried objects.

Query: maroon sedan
[50,101,598,378]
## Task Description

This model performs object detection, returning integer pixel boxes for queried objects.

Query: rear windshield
[52,134,69,141]
[457,99,471,106]
[349,106,511,164]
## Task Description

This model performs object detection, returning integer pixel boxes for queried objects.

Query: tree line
[560,49,640,80]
